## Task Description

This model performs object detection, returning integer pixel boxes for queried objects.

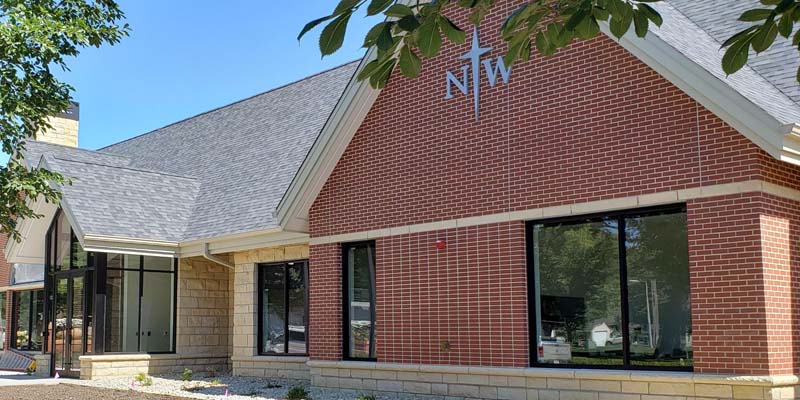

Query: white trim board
[310,179,799,245]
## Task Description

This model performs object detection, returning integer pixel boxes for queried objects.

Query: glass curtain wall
[105,254,175,354]
[45,209,176,359]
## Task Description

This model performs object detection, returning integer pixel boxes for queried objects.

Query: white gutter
[202,243,234,269]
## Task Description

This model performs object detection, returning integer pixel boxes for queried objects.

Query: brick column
[308,243,342,361]
[687,193,797,375]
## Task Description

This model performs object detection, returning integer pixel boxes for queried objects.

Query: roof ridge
[97,60,361,152]
[49,154,200,181]
[26,140,130,159]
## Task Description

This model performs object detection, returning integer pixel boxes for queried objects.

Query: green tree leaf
[439,16,466,44]
[398,45,421,78]
[384,4,414,18]
[739,9,774,21]
[633,11,649,38]
[367,0,395,16]
[752,21,778,52]
[319,13,352,57]
[334,0,361,15]
[298,16,333,41]
[722,35,753,75]
[415,19,442,58]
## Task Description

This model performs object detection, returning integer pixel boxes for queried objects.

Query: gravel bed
[66,373,390,400]
[0,383,195,399]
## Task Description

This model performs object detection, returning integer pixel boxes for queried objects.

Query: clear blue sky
[54,1,373,150]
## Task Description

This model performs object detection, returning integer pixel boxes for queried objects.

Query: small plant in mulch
[356,395,376,400]
[265,382,283,389]
[181,368,193,381]
[210,378,223,386]
[285,386,311,400]
[133,372,153,386]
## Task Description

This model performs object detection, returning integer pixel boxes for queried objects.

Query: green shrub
[211,378,223,385]
[356,395,376,400]
[181,368,193,381]
[285,386,311,400]
[134,372,153,386]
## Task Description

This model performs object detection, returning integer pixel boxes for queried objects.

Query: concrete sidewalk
[0,371,59,386]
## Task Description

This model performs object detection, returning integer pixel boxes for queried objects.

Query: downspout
[202,243,234,269]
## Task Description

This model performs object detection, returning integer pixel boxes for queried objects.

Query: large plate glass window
[343,242,376,360]
[258,261,308,355]
[104,254,176,354]
[530,206,691,370]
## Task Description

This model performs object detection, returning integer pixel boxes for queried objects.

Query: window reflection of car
[538,338,571,362]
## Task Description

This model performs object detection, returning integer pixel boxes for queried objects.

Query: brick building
[6,1,800,399]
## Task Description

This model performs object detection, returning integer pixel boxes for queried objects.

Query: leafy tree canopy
[299,0,800,89]
[0,0,128,239]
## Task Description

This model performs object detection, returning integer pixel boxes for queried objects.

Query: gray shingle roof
[658,0,800,124]
[42,155,200,242]
[24,62,357,242]
[22,3,800,243]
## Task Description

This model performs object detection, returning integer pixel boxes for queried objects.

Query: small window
[343,242,376,360]
[530,206,692,370]
[258,261,308,355]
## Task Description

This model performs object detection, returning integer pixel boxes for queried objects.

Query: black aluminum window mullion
[618,216,631,367]
[137,255,143,352]
[304,262,309,355]
[283,263,289,354]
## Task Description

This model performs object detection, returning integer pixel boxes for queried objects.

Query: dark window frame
[525,204,692,372]
[257,260,309,356]
[102,255,178,355]
[11,289,44,351]
[341,241,377,362]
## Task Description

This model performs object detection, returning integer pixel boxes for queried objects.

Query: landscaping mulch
[0,383,195,400]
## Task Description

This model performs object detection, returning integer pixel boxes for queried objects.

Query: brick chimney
[35,102,79,147]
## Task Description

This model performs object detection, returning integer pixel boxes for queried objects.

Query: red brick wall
[686,193,770,374]
[755,193,800,375]
[307,2,800,375]
[308,243,342,361]
[0,234,11,287]
[377,222,527,367]
[309,9,792,238]
[0,233,11,351]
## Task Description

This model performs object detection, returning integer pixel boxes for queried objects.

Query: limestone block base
[308,361,800,400]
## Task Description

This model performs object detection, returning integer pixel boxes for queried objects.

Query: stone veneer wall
[231,244,310,379]
[36,115,78,147]
[308,361,800,400]
[176,256,233,372]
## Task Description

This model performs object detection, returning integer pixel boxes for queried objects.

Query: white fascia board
[602,24,786,159]
[276,47,381,233]
[82,235,179,258]
[178,229,310,258]
[781,123,800,166]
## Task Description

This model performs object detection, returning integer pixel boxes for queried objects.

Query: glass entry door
[52,271,90,378]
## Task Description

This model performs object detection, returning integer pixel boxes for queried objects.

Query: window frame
[341,241,377,362]
[256,260,309,356]
[525,204,691,372]
[11,289,44,351]
[101,255,178,355]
